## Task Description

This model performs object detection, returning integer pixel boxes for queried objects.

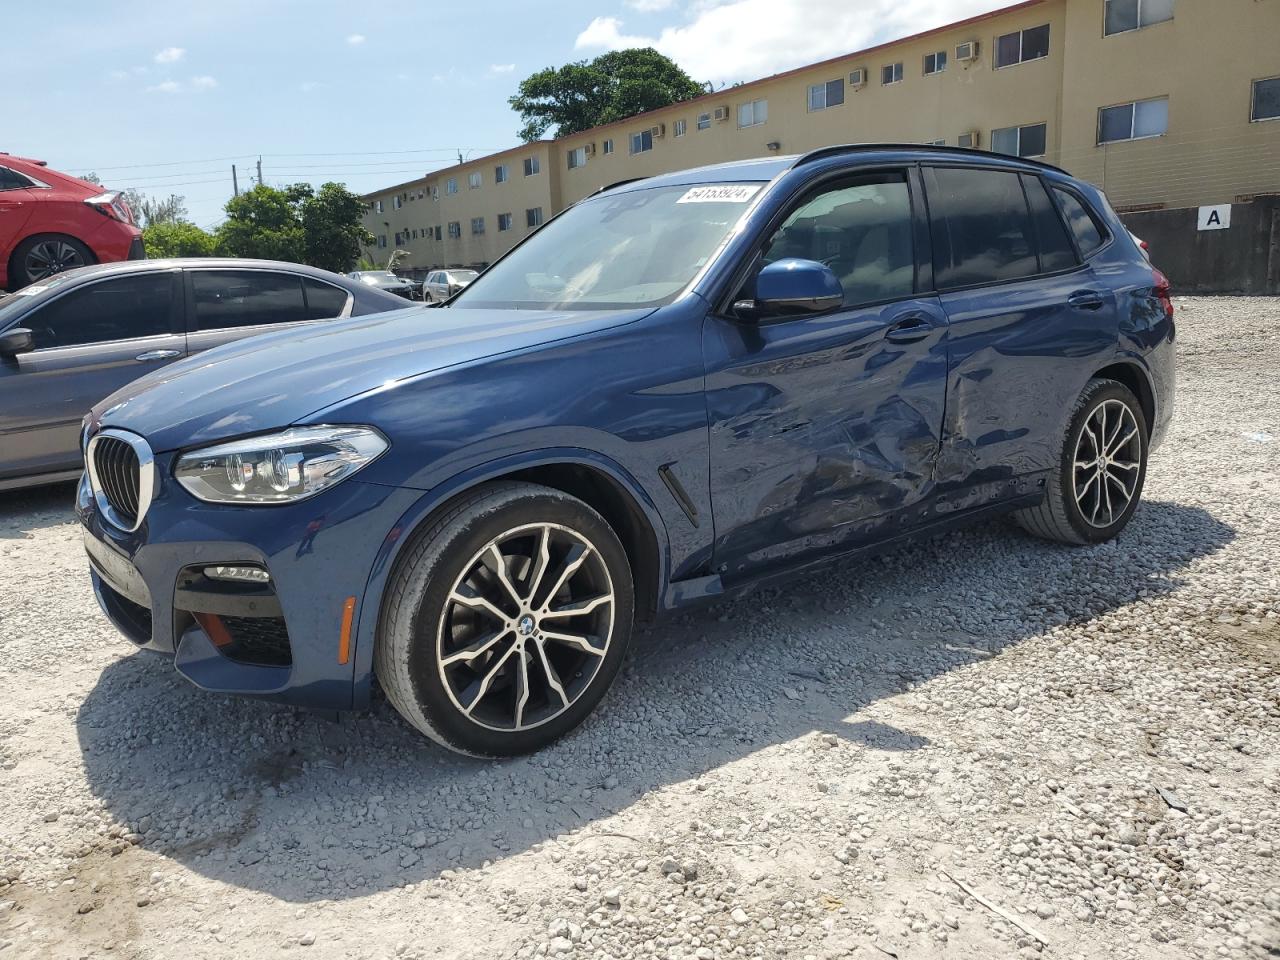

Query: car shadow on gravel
[0,481,78,539]
[74,499,1234,902]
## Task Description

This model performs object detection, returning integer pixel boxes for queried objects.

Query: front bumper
[78,465,421,710]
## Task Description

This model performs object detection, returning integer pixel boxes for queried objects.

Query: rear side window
[0,166,33,190]
[1022,176,1078,273]
[302,278,350,319]
[25,274,173,349]
[925,166,1039,288]
[191,271,308,330]
[1052,187,1107,257]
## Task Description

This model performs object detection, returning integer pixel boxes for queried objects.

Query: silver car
[423,268,478,303]
[0,258,408,490]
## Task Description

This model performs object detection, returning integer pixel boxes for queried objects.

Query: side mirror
[735,259,843,320]
[0,328,34,357]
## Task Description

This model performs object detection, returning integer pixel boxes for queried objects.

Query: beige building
[361,0,1280,275]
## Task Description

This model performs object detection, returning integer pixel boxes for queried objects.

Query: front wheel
[1016,378,1149,545]
[375,482,634,756]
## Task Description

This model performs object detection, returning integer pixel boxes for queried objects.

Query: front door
[0,270,184,481]
[704,168,949,580]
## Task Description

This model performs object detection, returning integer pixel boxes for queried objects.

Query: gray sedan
[0,258,408,491]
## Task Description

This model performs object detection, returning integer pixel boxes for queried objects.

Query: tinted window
[191,271,307,330]
[1022,176,1078,273]
[1253,77,1280,122]
[0,166,32,190]
[1052,187,1107,256]
[25,274,173,349]
[926,167,1039,288]
[762,174,914,308]
[302,278,349,319]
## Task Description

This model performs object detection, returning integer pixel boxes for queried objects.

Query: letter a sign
[1197,205,1231,231]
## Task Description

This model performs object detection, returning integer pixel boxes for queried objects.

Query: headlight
[174,425,388,505]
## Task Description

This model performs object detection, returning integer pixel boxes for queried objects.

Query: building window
[1104,0,1174,36]
[1098,96,1169,143]
[471,216,485,235]
[393,195,402,209]
[602,138,614,154]
[498,212,513,231]
[526,207,544,228]
[674,119,687,137]
[630,129,654,154]
[374,199,383,214]
[923,51,947,75]
[995,25,1051,68]
[568,146,588,169]
[377,234,387,248]
[411,229,418,240]
[881,62,904,85]
[523,156,540,176]
[446,178,458,195]
[737,98,767,128]
[807,78,845,111]
[418,189,424,199]
[434,225,442,241]
[926,138,947,146]
[468,172,482,189]
[1252,77,1280,122]
[697,112,711,130]
[495,164,508,183]
[991,122,1048,158]
[447,221,461,239]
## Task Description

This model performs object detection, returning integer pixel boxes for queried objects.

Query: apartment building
[361,0,1280,274]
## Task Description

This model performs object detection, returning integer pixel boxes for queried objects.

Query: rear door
[0,270,184,480]
[183,268,353,354]
[0,166,36,265]
[922,164,1115,492]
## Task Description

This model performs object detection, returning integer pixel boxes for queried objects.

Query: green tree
[301,182,375,273]
[142,220,217,258]
[509,48,706,141]
[215,182,371,271]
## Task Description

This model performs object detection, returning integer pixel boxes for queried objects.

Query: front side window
[1098,97,1169,143]
[1252,77,1280,122]
[925,166,1040,288]
[995,24,1051,68]
[992,122,1048,158]
[882,62,904,85]
[761,173,915,309]
[25,274,173,349]
[455,183,761,310]
[302,278,350,319]
[192,271,307,331]
[807,78,845,111]
[924,51,947,75]
[738,99,767,128]
[1104,0,1174,36]
[1052,187,1107,256]
[630,130,653,154]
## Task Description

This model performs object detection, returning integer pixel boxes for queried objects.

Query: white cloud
[346,33,366,45]
[146,80,182,94]
[575,0,1009,87]
[626,0,676,10]
[190,75,217,90]
[489,63,516,74]
[154,46,185,64]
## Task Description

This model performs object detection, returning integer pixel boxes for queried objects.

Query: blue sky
[2,0,1007,230]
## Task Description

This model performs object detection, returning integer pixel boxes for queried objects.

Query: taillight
[85,191,134,224]
[1153,268,1173,318]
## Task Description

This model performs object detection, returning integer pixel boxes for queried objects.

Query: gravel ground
[0,296,1277,960]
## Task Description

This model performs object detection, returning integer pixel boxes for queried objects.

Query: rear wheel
[1016,378,1149,545]
[375,482,634,756]
[11,234,94,288]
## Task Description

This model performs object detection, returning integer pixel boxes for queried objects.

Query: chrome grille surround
[86,429,156,532]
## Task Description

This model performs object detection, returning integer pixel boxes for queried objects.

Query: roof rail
[793,143,1069,176]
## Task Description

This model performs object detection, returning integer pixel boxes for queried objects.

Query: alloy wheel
[24,240,85,282]
[436,522,615,732]
[1073,398,1142,528]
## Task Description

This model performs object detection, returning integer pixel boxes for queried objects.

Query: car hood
[92,304,654,452]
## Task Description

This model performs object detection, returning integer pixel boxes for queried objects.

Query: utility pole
[231,164,239,197]
[256,155,263,187]
[457,150,464,166]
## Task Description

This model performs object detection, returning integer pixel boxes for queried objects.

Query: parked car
[347,270,419,300]
[79,146,1174,756]
[424,268,478,303]
[0,258,408,490]
[1,153,144,291]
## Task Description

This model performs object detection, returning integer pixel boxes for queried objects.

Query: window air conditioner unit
[958,130,981,149]
[649,123,666,138]
[849,68,867,88]
[584,143,596,155]
[713,106,730,122]
[955,41,979,62]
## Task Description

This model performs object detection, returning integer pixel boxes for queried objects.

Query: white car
[424,269,478,303]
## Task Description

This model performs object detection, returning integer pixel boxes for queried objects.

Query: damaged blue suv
[78,146,1174,756]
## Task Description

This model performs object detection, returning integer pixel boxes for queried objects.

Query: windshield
[451,182,762,310]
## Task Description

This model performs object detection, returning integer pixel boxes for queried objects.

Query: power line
[69,147,511,174]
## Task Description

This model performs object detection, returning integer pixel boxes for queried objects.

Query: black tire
[9,234,95,290]
[1016,378,1149,545]
[375,482,635,756]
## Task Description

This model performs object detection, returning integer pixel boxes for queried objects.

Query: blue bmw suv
[78,146,1174,756]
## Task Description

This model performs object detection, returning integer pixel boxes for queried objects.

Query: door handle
[135,349,181,362]
[1068,290,1106,311]
[884,315,934,344]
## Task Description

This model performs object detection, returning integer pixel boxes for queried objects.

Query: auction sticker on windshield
[677,185,761,204]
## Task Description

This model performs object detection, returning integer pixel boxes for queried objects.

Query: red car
[0,153,144,292]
